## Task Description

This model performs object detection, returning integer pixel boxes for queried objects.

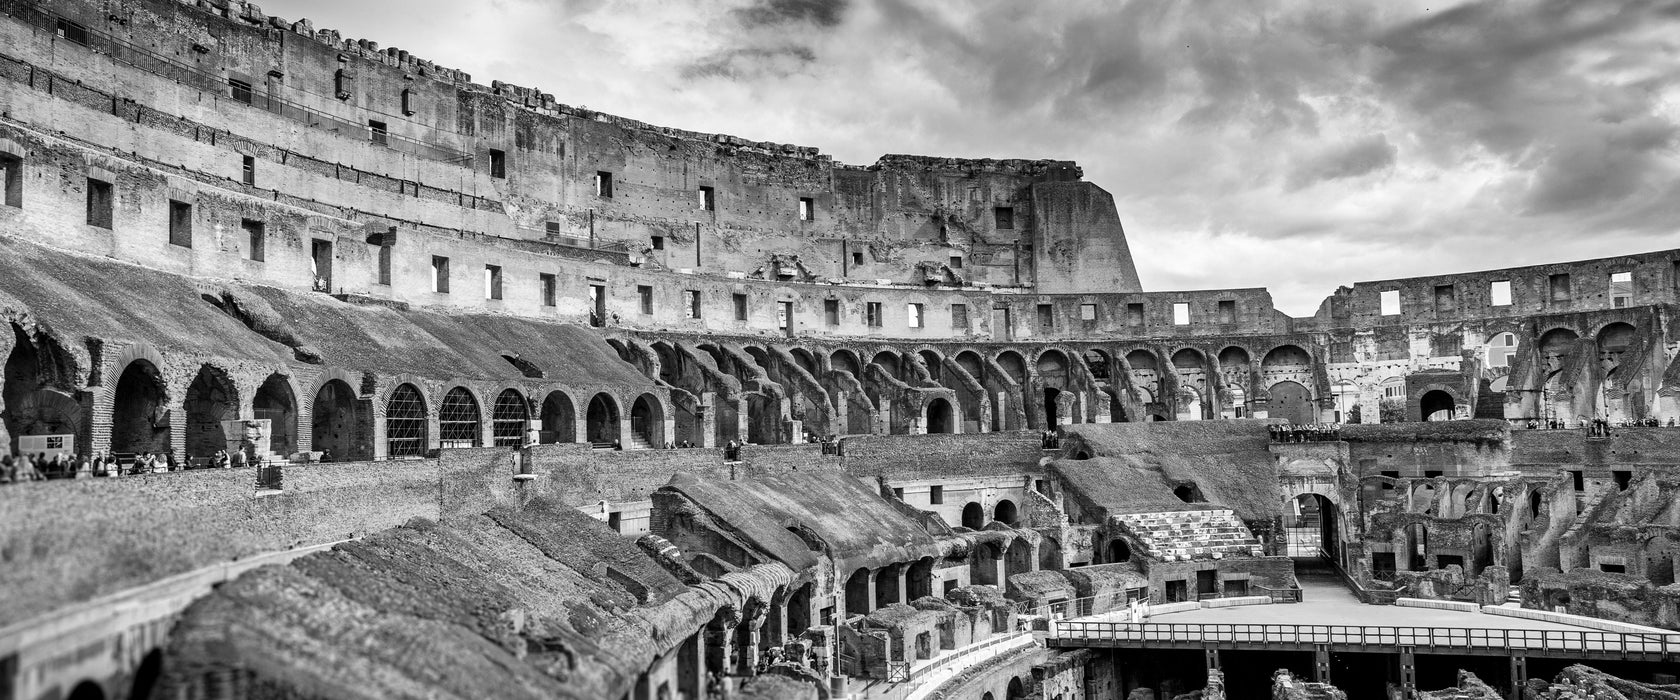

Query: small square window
[85,178,113,229]
[1080,303,1097,322]
[242,219,265,262]
[228,79,253,105]
[852,251,864,266]
[168,200,192,248]
[994,206,1014,230]
[866,302,883,327]
[929,485,944,504]
[798,197,814,221]
[484,265,503,300]
[651,236,664,251]
[596,171,614,198]
[432,256,450,293]
[949,255,963,269]
[1379,289,1401,316]
[545,221,561,236]
[488,149,506,178]
[637,285,653,315]
[734,293,748,321]
[951,303,969,330]
[1172,302,1190,325]
[907,303,924,328]
[540,274,556,306]
[824,299,839,326]
[698,186,715,211]
[686,290,702,319]
[368,119,388,146]
[1490,280,1512,306]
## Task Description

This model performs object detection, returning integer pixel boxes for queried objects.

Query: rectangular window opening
[488,149,506,179]
[733,293,748,322]
[951,303,969,331]
[544,221,561,237]
[1126,303,1145,327]
[590,284,606,326]
[228,79,253,105]
[595,171,614,198]
[686,290,702,319]
[1549,273,1571,303]
[994,206,1014,230]
[698,185,715,211]
[948,255,963,269]
[778,301,793,333]
[85,177,112,229]
[907,303,924,328]
[1172,302,1190,325]
[484,265,503,300]
[1217,299,1236,324]
[637,285,653,315]
[1433,284,1455,313]
[929,485,944,504]
[0,153,20,208]
[310,239,332,291]
[242,219,265,262]
[368,120,388,146]
[851,251,864,267]
[824,299,840,326]
[540,273,557,307]
[432,256,450,293]
[167,200,192,248]
[798,197,814,221]
[866,302,883,328]
[1037,304,1054,333]
[1080,303,1097,323]
[377,245,391,286]
[1609,271,1633,308]
[1490,280,1512,307]
[1379,289,1401,316]
[241,155,255,186]
[400,88,415,116]
[651,235,664,251]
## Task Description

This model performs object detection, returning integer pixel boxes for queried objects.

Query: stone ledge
[1201,595,1273,609]
[1397,598,1481,613]
[1480,605,1680,636]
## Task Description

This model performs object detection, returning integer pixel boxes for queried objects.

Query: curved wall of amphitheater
[0,1,1677,699]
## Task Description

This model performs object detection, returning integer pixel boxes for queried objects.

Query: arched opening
[788,583,813,635]
[996,351,1027,385]
[1036,350,1069,428]
[1042,387,1062,427]
[1420,390,1456,421]
[67,680,104,700]
[875,563,901,608]
[438,387,482,448]
[1176,386,1204,422]
[1006,538,1033,577]
[871,351,903,382]
[184,365,237,463]
[1286,493,1339,560]
[924,397,953,434]
[4,325,82,457]
[1528,490,1542,518]
[252,374,297,458]
[970,543,1000,586]
[1226,385,1247,419]
[907,557,935,600]
[1038,537,1063,570]
[1597,322,1637,419]
[311,379,368,462]
[1174,483,1202,503]
[130,648,162,700]
[961,502,985,529]
[1404,523,1429,571]
[491,389,529,447]
[586,393,621,446]
[1083,349,1110,380]
[1267,380,1314,425]
[1007,676,1025,700]
[630,393,664,449]
[1471,522,1494,575]
[1105,538,1131,563]
[993,499,1018,525]
[956,351,985,382]
[540,391,577,444]
[384,383,428,457]
[845,567,871,615]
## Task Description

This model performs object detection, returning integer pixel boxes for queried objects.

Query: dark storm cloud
[681,45,818,80]
[1285,135,1399,191]
[733,0,848,28]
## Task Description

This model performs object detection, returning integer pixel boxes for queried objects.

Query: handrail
[1045,621,1680,658]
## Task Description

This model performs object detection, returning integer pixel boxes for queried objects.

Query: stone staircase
[1118,509,1262,561]
[627,433,652,450]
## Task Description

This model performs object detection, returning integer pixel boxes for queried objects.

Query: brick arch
[1258,342,1315,365]
[1588,319,1639,341]
[1535,323,1586,343]
[372,374,437,418]
[104,342,172,402]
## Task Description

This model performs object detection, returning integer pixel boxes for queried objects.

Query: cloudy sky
[263,0,1680,315]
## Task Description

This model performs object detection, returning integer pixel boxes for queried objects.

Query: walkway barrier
[1045,621,1679,660]
[872,632,1034,700]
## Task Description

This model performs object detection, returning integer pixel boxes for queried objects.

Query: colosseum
[0,1,1676,699]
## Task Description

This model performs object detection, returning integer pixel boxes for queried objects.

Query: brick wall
[840,432,1046,479]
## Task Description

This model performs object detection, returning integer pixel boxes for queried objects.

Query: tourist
[231,448,247,470]
[76,453,91,479]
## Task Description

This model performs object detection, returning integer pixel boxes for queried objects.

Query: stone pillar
[864,570,879,614]
[737,617,763,676]
[1507,656,1526,700]
[877,397,892,435]
[1398,646,1417,699]
[1314,644,1330,684]
[896,567,909,604]
[994,555,1007,589]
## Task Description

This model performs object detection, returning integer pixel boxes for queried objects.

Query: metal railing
[255,462,283,490]
[515,226,637,253]
[1046,621,1679,659]
[1014,592,1139,621]
[9,5,472,163]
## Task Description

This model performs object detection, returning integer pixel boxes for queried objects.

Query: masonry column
[864,569,879,615]
[895,566,910,604]
[1398,646,1417,699]
[737,613,764,676]
[1506,656,1526,700]
[698,392,716,448]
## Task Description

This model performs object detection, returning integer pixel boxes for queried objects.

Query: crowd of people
[1268,423,1343,443]
[1041,430,1060,449]
[1526,417,1672,433]
[1,444,274,484]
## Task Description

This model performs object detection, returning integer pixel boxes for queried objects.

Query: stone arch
[907,557,936,600]
[1261,344,1312,368]
[830,348,863,377]
[540,390,577,443]
[1038,537,1062,570]
[924,397,954,434]
[1286,492,1340,560]
[67,680,104,700]
[970,542,1001,586]
[311,377,369,462]
[789,347,821,376]
[1404,522,1429,570]
[955,350,985,381]
[917,348,945,384]
[1006,537,1033,578]
[1007,676,1026,700]
[845,567,871,615]
[1420,389,1457,421]
[491,388,529,447]
[995,350,1027,384]
[631,392,665,448]
[438,386,483,448]
[4,323,84,456]
[961,501,984,529]
[1105,538,1131,563]
[994,499,1018,525]
[1268,380,1314,424]
[252,372,298,458]
[586,392,621,445]
[384,383,429,457]
[1082,348,1111,380]
[184,364,238,462]
[1538,328,1580,374]
[871,350,903,382]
